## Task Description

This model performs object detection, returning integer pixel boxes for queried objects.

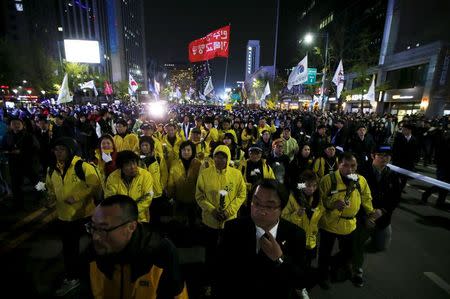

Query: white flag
[57,73,73,104]
[332,59,344,99]
[129,74,138,95]
[365,76,375,102]
[79,80,98,96]
[154,80,160,95]
[175,87,182,98]
[204,76,214,96]
[199,92,206,100]
[260,81,271,102]
[287,55,308,90]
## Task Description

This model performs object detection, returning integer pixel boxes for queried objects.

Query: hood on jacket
[213,144,231,166]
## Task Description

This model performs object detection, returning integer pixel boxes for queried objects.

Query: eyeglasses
[85,221,130,237]
[251,200,280,212]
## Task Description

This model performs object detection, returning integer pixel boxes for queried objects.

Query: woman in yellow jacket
[46,137,101,296]
[240,120,258,152]
[92,135,118,185]
[167,140,202,227]
[105,150,154,223]
[281,170,323,295]
[161,123,182,171]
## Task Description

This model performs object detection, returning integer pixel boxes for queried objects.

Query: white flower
[253,168,261,174]
[297,183,306,190]
[275,162,280,166]
[35,181,46,191]
[140,155,146,159]
[162,143,167,147]
[219,190,228,197]
[347,173,358,181]
[149,190,154,197]
[229,160,235,167]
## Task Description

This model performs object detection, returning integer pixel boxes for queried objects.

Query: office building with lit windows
[245,40,260,80]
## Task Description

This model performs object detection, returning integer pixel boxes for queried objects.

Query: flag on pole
[188,25,230,62]
[332,59,344,99]
[57,73,73,104]
[260,82,271,105]
[365,76,375,101]
[287,55,308,90]
[204,76,214,96]
[154,80,160,95]
[104,81,113,95]
[129,74,138,95]
[241,85,247,100]
[175,87,182,99]
[79,80,98,96]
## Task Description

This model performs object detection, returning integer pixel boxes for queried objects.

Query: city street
[0,166,448,299]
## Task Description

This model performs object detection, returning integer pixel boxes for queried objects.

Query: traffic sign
[305,68,317,85]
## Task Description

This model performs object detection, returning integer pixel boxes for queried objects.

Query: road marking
[0,205,54,240]
[424,272,450,295]
[0,211,56,255]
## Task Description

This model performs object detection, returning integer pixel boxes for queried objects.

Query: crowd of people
[0,101,449,298]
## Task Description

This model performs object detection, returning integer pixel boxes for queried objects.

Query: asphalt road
[0,165,448,299]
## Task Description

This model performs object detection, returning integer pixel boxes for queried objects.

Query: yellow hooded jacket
[319,171,374,235]
[195,145,247,229]
[282,193,324,249]
[46,156,101,221]
[104,167,154,222]
[238,159,276,192]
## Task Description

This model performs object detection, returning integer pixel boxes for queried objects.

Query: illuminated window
[15,3,23,11]
[319,12,334,29]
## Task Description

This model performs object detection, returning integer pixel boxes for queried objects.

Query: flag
[175,87,182,98]
[188,25,230,62]
[241,85,247,100]
[154,80,160,95]
[79,80,98,96]
[365,76,375,101]
[104,81,113,95]
[129,74,138,95]
[260,81,271,103]
[57,73,73,104]
[204,76,214,96]
[287,55,308,90]
[199,92,206,101]
[332,59,344,98]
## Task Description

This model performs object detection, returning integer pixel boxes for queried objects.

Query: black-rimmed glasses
[85,221,130,237]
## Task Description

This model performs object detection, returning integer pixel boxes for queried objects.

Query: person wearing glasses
[46,137,101,297]
[83,195,188,299]
[216,179,307,299]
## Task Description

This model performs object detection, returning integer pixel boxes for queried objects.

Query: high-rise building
[245,40,260,80]
[57,0,110,76]
[105,0,147,87]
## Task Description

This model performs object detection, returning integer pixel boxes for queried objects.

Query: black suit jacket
[216,217,306,299]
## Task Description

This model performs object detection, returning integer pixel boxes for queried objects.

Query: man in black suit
[180,115,195,141]
[331,119,348,150]
[392,123,419,192]
[216,179,306,299]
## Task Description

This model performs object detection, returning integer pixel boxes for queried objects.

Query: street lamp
[302,32,329,111]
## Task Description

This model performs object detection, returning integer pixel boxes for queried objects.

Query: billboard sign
[64,39,100,64]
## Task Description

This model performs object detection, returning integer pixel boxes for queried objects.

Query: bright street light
[304,33,314,44]
[41,90,46,95]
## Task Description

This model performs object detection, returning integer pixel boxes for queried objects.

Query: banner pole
[223,23,231,92]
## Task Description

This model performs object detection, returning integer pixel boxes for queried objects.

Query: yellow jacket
[241,129,256,149]
[313,156,339,178]
[282,193,324,249]
[195,145,247,229]
[139,156,168,198]
[105,168,154,222]
[257,124,276,136]
[167,158,202,203]
[219,129,237,143]
[319,171,374,235]
[161,135,182,170]
[203,127,219,145]
[46,156,101,221]
[192,140,210,161]
[113,133,140,153]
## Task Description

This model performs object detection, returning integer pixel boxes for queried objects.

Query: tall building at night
[57,0,110,76]
[245,40,260,80]
[105,0,147,87]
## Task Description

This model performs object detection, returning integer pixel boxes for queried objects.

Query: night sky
[144,0,278,92]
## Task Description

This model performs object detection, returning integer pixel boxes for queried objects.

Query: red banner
[188,25,230,63]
